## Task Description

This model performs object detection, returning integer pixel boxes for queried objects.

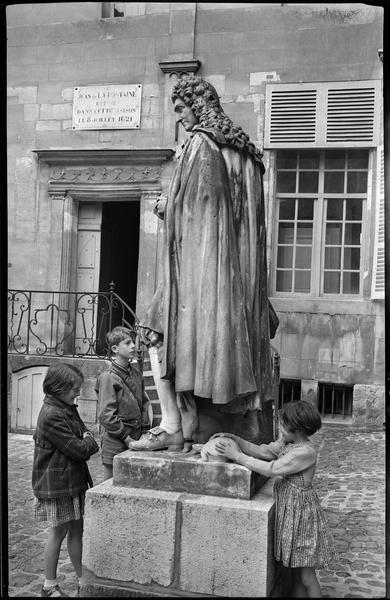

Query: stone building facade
[7,3,384,432]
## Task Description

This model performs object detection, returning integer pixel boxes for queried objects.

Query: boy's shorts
[101,431,128,465]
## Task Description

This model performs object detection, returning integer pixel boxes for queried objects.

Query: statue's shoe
[128,426,184,452]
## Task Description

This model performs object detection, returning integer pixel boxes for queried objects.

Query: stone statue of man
[130,75,277,453]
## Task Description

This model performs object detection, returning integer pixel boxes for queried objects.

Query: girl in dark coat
[32,363,99,597]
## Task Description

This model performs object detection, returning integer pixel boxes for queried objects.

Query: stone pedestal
[80,452,289,597]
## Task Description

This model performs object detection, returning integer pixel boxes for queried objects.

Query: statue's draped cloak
[143,129,273,412]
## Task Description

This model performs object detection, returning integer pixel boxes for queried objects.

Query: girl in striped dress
[214,400,338,598]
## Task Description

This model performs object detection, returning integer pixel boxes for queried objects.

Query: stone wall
[7,3,383,290]
[7,3,385,429]
[352,384,386,431]
[271,305,385,386]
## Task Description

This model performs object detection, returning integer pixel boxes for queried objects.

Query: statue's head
[171,76,222,126]
[171,75,263,165]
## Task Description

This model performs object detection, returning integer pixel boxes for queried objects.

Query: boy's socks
[43,579,58,589]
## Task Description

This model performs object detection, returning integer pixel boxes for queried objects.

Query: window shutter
[326,87,376,144]
[371,145,385,299]
[266,88,317,145]
[264,80,380,149]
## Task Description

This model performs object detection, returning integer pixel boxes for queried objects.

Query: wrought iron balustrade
[7,284,139,359]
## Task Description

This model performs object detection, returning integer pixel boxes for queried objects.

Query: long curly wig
[171,75,263,163]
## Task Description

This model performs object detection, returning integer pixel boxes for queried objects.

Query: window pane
[326,223,342,245]
[324,171,344,193]
[277,171,296,193]
[342,272,360,294]
[277,246,293,268]
[324,150,346,170]
[298,171,318,193]
[279,199,296,220]
[297,198,314,220]
[345,199,362,221]
[347,171,368,193]
[295,246,312,268]
[276,270,292,292]
[344,223,361,245]
[278,151,297,169]
[324,271,340,293]
[344,247,360,270]
[325,247,341,269]
[294,270,311,293]
[299,151,320,169]
[296,223,313,244]
[327,199,343,220]
[348,150,368,170]
[278,223,295,244]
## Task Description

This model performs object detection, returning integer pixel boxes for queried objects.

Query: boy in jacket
[96,326,151,480]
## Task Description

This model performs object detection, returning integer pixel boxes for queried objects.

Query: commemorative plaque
[72,84,142,130]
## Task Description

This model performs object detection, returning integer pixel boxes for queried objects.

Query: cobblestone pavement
[7,425,385,598]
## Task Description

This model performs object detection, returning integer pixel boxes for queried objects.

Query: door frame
[34,148,174,319]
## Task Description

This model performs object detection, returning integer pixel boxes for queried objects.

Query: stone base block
[113,450,266,499]
[81,479,283,597]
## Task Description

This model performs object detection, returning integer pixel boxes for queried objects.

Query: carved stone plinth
[113,450,267,500]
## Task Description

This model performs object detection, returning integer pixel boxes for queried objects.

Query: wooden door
[11,366,48,431]
[75,203,102,354]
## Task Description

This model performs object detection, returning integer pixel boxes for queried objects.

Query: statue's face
[173,98,198,132]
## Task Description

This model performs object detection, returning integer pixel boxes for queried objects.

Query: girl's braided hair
[171,75,263,163]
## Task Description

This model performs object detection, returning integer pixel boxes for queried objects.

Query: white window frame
[271,149,372,299]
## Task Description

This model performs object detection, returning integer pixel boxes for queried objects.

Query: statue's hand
[155,194,167,217]
[139,326,163,347]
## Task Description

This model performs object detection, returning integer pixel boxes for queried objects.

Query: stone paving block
[179,480,275,597]
[83,481,180,586]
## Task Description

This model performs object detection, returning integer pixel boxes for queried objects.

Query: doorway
[97,200,140,348]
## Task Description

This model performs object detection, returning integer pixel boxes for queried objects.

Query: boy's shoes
[41,584,69,597]
[128,426,184,451]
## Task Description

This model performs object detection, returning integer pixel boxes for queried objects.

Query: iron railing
[7,282,139,360]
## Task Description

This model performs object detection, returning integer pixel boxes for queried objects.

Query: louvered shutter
[264,80,380,148]
[266,88,317,145]
[371,145,385,299]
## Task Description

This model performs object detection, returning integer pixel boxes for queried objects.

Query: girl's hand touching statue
[214,438,241,461]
